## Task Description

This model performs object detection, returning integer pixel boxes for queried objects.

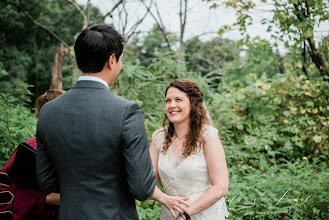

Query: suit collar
[78,76,109,88]
[72,80,110,91]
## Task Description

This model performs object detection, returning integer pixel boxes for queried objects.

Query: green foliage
[0,93,36,168]
[209,72,328,219]
[223,38,284,84]
[127,25,178,67]
[226,159,329,219]
[136,199,161,220]
[212,73,329,165]
[0,0,89,102]
[185,37,240,82]
[0,65,34,104]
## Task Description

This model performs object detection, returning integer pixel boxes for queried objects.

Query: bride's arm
[149,141,189,217]
[184,134,229,217]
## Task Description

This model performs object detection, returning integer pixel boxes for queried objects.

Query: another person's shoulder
[24,137,37,150]
[37,96,61,117]
[110,93,138,108]
[39,91,66,109]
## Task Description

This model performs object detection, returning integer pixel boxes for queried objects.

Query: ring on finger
[178,200,181,204]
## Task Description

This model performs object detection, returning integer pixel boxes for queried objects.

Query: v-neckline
[167,147,196,169]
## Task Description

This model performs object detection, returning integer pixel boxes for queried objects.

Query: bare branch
[97,0,124,23]
[152,1,171,49]
[126,0,153,41]
[86,0,91,28]
[179,0,188,49]
[121,3,129,35]
[142,0,172,51]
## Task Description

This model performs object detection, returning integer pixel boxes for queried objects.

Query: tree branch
[142,0,172,51]
[179,0,187,50]
[126,0,153,42]
[96,0,124,23]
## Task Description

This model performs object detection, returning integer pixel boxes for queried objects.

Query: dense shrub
[209,73,329,219]
[226,159,329,219]
[211,73,329,166]
[0,93,36,167]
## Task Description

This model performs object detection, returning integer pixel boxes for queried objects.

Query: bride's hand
[162,195,190,218]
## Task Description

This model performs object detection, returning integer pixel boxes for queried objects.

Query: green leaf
[312,135,322,143]
[217,28,225,36]
[306,101,314,107]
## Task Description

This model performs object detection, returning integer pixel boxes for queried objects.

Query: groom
[36,24,155,219]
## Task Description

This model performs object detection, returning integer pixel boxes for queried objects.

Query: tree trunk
[32,34,39,96]
[50,44,65,89]
[69,51,78,87]
[302,40,309,79]
[306,37,329,80]
[178,0,187,54]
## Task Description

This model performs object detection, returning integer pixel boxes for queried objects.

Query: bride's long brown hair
[162,79,209,158]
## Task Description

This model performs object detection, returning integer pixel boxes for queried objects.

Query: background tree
[0,0,84,102]
[222,38,284,84]
[204,0,329,80]
[126,25,179,66]
[185,37,240,84]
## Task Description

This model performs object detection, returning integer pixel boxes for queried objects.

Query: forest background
[0,0,328,219]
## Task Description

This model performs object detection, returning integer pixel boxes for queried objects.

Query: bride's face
[165,87,191,126]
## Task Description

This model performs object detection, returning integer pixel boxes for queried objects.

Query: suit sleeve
[122,102,156,201]
[36,119,59,194]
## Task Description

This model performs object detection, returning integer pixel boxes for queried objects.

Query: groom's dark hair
[74,24,125,73]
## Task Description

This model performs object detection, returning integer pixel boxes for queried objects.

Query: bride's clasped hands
[160,194,190,218]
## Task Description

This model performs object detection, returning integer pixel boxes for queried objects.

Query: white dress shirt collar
[78,76,109,88]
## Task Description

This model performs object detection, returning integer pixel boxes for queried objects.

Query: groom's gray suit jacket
[36,80,156,219]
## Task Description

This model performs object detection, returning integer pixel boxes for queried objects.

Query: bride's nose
[169,101,177,107]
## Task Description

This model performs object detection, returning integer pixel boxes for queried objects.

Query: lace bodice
[152,125,229,220]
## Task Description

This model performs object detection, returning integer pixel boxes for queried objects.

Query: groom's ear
[108,53,116,70]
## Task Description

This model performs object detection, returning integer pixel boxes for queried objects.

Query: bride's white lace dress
[152,125,229,220]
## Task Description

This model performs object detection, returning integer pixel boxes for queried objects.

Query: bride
[150,79,229,219]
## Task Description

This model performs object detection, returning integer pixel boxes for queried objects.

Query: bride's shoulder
[152,127,166,137]
[202,124,219,141]
[152,127,166,146]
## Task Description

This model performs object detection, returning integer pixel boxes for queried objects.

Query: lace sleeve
[203,125,219,142]
[152,128,166,152]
